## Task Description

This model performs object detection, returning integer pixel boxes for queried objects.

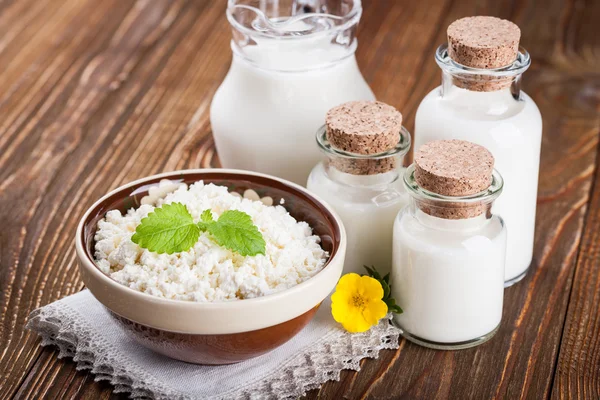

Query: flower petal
[335,273,361,293]
[331,292,354,324]
[341,308,372,333]
[331,289,353,306]
[358,275,384,300]
[362,299,388,326]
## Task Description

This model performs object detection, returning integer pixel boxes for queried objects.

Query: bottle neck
[438,70,525,118]
[409,197,492,231]
[402,164,503,225]
[440,69,523,98]
[316,125,411,187]
[325,162,400,187]
[434,44,531,113]
[227,1,362,72]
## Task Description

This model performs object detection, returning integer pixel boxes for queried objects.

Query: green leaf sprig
[131,202,266,256]
[363,265,403,314]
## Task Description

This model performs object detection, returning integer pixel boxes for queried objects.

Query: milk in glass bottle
[211,0,375,185]
[307,101,411,275]
[392,140,506,349]
[414,16,542,286]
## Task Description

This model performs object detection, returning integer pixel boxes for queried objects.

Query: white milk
[307,164,408,275]
[211,33,374,185]
[391,209,506,345]
[415,86,541,284]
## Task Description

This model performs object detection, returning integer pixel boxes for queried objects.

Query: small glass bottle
[414,16,542,286]
[307,101,411,275]
[210,0,374,185]
[391,140,506,350]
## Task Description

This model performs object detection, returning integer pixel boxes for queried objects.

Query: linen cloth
[26,290,401,399]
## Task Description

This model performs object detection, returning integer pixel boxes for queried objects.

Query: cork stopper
[325,101,402,175]
[447,16,521,91]
[414,140,494,219]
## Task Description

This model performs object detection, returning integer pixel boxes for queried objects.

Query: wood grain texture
[0,0,598,399]
[551,147,600,400]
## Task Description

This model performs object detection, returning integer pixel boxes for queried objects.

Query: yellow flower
[331,273,388,333]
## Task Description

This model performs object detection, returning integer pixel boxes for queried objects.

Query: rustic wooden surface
[0,0,598,399]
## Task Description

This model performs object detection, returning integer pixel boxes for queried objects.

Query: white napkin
[27,290,400,399]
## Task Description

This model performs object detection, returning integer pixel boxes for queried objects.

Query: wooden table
[1,0,599,399]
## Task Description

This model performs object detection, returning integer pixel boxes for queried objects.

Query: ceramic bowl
[75,169,346,365]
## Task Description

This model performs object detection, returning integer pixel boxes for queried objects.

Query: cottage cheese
[94,181,328,302]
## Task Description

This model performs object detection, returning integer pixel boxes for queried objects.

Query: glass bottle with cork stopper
[391,139,507,350]
[414,16,542,286]
[307,101,411,275]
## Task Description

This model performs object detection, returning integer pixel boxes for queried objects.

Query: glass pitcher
[210,0,375,185]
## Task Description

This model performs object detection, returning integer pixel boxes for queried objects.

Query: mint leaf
[201,209,214,223]
[130,203,266,257]
[131,202,200,254]
[198,209,214,231]
[206,210,266,256]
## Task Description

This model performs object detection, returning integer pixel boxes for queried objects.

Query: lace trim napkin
[26,290,401,399]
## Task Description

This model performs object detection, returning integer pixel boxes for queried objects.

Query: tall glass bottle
[414,16,542,285]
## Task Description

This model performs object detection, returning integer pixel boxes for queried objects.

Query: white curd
[94,181,327,302]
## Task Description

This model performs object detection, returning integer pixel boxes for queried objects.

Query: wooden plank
[551,1,600,391]
[0,0,221,397]
[551,148,600,400]
[3,0,230,397]
[0,0,140,396]
[529,0,600,398]
[1,0,598,399]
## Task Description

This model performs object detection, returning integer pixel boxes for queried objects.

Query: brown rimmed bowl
[75,169,346,365]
